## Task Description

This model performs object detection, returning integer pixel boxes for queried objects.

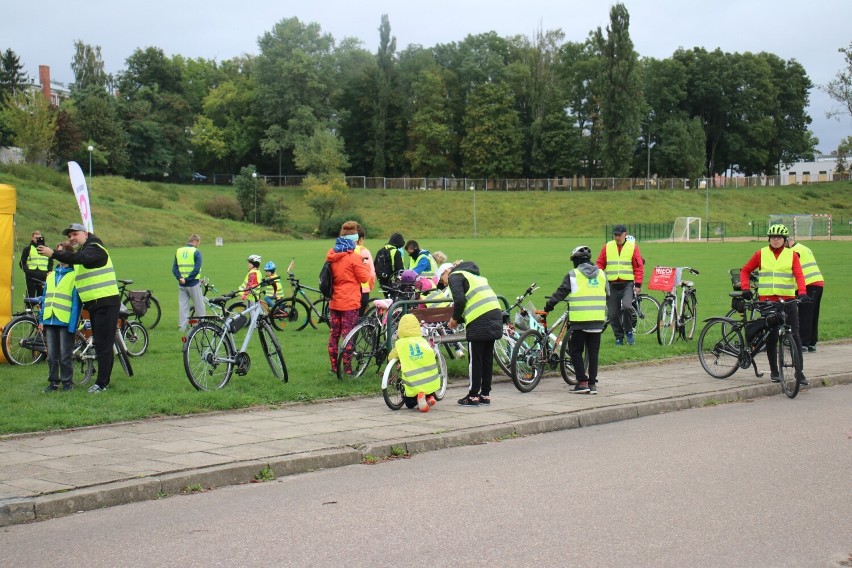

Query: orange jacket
[326,249,371,311]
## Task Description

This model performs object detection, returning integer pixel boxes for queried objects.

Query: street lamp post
[251,172,258,224]
[87,145,94,188]
[471,184,477,238]
[640,122,651,190]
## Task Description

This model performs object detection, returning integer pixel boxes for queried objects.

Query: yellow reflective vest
[395,336,442,397]
[758,247,796,297]
[175,245,197,278]
[605,240,635,281]
[569,269,607,322]
[457,271,501,323]
[74,244,119,302]
[42,270,76,323]
[791,243,823,285]
[26,244,49,271]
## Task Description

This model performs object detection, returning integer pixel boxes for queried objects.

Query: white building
[780,155,841,184]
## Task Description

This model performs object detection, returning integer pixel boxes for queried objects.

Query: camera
[35,236,45,246]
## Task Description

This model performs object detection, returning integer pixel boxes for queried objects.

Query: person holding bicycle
[174,234,204,330]
[740,224,808,385]
[38,223,120,393]
[596,224,644,345]
[38,241,81,392]
[542,245,609,395]
[786,235,824,353]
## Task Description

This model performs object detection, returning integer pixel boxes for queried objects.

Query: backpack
[319,261,334,299]
[375,245,394,283]
[127,290,150,316]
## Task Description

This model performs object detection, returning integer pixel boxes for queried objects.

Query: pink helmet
[400,269,417,283]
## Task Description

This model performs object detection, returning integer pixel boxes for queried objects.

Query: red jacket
[326,249,370,311]
[740,246,806,300]
[595,241,644,285]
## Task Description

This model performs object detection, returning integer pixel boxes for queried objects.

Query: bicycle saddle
[680,280,694,287]
[118,279,134,285]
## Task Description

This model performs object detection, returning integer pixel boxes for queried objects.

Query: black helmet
[570,245,592,260]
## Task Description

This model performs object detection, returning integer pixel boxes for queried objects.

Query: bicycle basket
[127,290,150,316]
[514,301,541,331]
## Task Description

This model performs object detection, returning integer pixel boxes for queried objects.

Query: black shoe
[807,346,816,353]
[769,373,780,383]
[43,383,59,393]
[588,382,597,395]
[571,382,590,394]
[61,382,73,391]
[796,371,808,386]
[458,395,480,407]
[479,395,491,405]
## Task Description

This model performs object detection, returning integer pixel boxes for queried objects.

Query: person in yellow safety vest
[388,313,442,412]
[355,224,376,316]
[240,254,263,301]
[740,224,808,385]
[38,241,82,392]
[542,245,610,395]
[403,239,438,278]
[445,260,503,407]
[19,230,53,298]
[596,224,644,346]
[262,261,283,308]
[174,234,205,330]
[39,223,120,394]
[786,235,824,353]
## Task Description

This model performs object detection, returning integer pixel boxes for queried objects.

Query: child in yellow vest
[38,241,82,392]
[388,313,441,412]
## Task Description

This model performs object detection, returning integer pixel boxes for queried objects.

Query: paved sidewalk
[2,342,850,526]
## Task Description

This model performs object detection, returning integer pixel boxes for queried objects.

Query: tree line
[0,4,836,189]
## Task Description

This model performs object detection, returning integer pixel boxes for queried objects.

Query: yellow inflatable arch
[0,184,17,363]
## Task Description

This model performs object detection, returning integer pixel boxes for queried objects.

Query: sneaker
[417,392,429,412]
[626,332,635,345]
[426,395,437,407]
[87,384,108,393]
[615,339,624,346]
[807,346,817,353]
[61,382,73,391]
[588,382,598,395]
[796,371,808,386]
[458,395,480,407]
[43,383,59,393]
[769,373,780,383]
[479,395,491,406]
[571,382,590,394]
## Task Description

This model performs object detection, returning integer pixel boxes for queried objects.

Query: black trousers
[24,269,47,298]
[467,339,495,397]
[569,329,601,383]
[607,283,635,340]
[798,285,823,348]
[88,303,121,388]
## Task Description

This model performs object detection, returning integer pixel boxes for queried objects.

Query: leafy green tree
[53,106,83,163]
[68,86,129,174]
[823,42,852,121]
[188,115,227,165]
[653,117,705,179]
[556,39,603,176]
[405,67,454,176]
[303,173,350,229]
[233,165,268,223]
[0,48,28,100]
[70,41,110,92]
[335,37,380,175]
[1,89,56,164]
[293,129,350,174]
[530,110,583,177]
[460,82,523,177]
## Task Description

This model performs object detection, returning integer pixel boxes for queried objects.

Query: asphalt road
[3,386,850,568]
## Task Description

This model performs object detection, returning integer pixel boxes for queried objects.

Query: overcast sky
[4,0,851,154]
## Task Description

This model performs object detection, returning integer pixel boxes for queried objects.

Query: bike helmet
[626,235,636,242]
[570,245,592,260]
[400,269,418,284]
[264,261,277,271]
[247,254,262,264]
[766,224,789,237]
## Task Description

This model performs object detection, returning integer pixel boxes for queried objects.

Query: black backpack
[374,245,394,283]
[319,261,334,298]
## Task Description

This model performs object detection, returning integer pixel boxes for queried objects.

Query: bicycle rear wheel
[122,321,149,357]
[434,348,448,401]
[381,358,405,410]
[114,330,133,377]
[258,322,288,383]
[337,322,378,379]
[2,316,46,365]
[682,292,698,340]
[657,298,677,345]
[558,332,590,386]
[777,332,800,399]
[183,321,235,390]
[269,297,311,332]
[493,326,515,378]
[124,295,161,330]
[633,294,660,335]
[697,319,743,379]
[510,329,545,393]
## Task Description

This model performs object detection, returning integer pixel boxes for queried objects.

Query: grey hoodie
[544,262,609,330]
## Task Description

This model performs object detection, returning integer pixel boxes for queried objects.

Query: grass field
[2,237,849,435]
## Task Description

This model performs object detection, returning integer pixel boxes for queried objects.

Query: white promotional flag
[67,161,94,233]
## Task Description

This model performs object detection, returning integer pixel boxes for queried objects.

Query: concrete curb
[2,373,849,527]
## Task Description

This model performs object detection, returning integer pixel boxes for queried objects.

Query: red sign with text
[649,266,677,292]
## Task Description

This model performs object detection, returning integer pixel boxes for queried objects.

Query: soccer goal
[671,217,702,241]
[768,214,832,239]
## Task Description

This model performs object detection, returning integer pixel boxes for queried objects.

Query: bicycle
[1,290,46,365]
[188,277,242,319]
[118,279,161,330]
[268,260,330,332]
[334,298,398,380]
[697,295,805,399]
[380,323,450,410]
[509,302,580,393]
[493,283,538,380]
[629,293,661,335]
[182,278,288,390]
[656,266,700,345]
[71,311,135,385]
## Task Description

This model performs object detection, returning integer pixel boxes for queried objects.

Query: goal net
[768,214,832,239]
[671,217,702,241]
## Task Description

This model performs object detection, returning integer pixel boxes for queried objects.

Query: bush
[203,196,243,220]
[319,213,365,238]
[262,196,290,233]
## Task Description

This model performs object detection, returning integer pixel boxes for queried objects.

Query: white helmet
[247,254,261,264]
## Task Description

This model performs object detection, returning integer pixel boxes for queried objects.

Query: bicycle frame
[223,301,265,356]
[657,266,699,345]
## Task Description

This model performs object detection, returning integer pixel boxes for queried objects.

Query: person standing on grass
[541,245,609,395]
[39,241,82,392]
[445,260,503,407]
[38,223,120,394]
[20,230,53,298]
[786,235,824,353]
[326,221,370,376]
[596,224,643,346]
[174,234,204,330]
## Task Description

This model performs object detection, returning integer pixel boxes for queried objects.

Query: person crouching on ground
[388,313,441,412]
[39,241,82,392]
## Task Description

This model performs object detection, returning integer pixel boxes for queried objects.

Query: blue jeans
[44,325,75,384]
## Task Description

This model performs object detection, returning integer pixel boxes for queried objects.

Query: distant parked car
[192,172,207,181]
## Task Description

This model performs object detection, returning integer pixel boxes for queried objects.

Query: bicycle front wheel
[113,330,133,377]
[269,297,311,332]
[122,321,149,357]
[183,321,235,390]
[697,319,743,379]
[558,333,589,386]
[2,316,46,365]
[493,325,515,378]
[337,322,379,379]
[510,329,545,393]
[657,298,677,345]
[382,358,405,410]
[777,332,801,399]
[633,294,660,335]
[258,322,288,382]
[682,292,698,340]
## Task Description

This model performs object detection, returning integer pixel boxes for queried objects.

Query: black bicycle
[268,260,330,332]
[697,295,805,399]
[118,279,161,330]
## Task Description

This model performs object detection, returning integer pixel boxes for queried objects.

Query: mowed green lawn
[2,237,848,434]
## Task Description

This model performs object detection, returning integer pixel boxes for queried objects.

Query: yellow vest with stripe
[791,243,823,285]
[396,336,442,397]
[457,271,501,323]
[242,268,262,296]
[74,244,119,302]
[263,273,282,299]
[569,269,607,322]
[605,240,635,281]
[409,251,437,277]
[175,246,197,278]
[42,270,76,323]
[26,244,49,271]
[423,287,452,308]
[758,247,796,297]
